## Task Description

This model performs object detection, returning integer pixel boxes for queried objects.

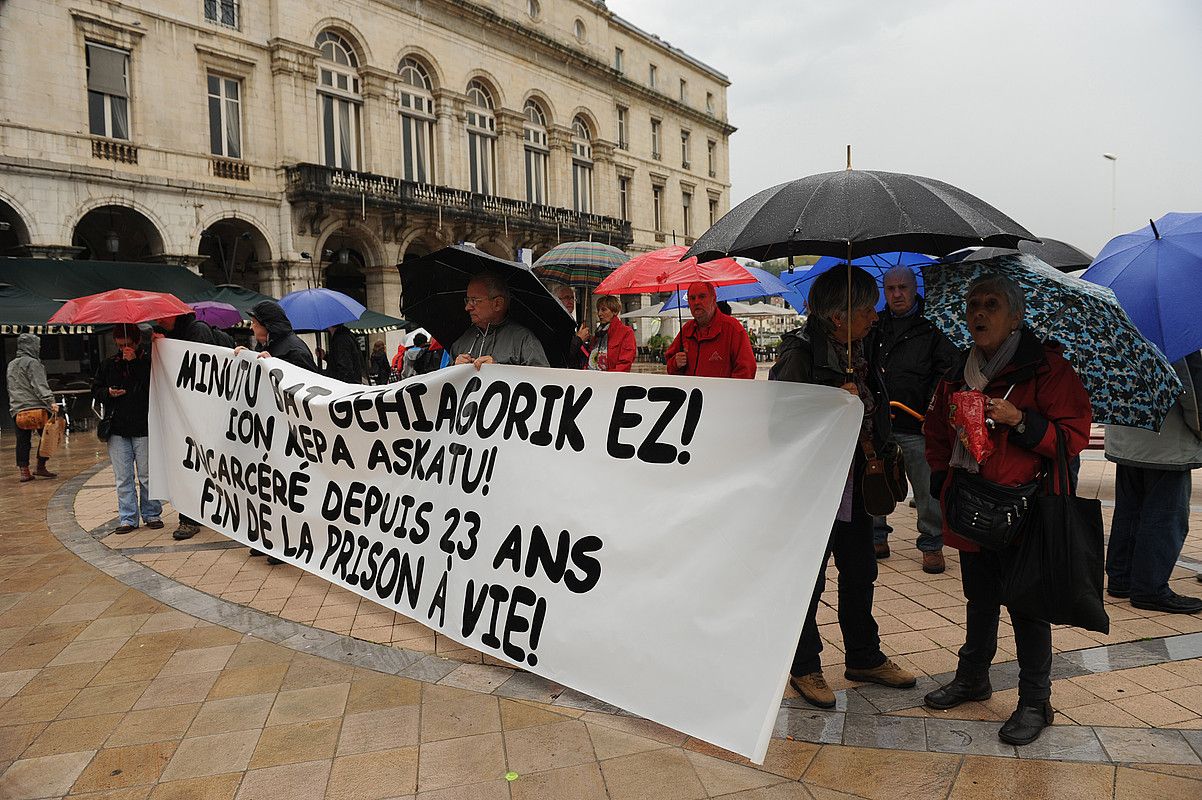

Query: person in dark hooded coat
[322,323,364,384]
[237,300,318,372]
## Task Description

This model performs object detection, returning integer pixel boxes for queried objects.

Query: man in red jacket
[664,282,756,379]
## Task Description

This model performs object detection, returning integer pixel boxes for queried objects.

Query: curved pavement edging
[47,462,1202,765]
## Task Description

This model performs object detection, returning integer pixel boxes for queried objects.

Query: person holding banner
[923,274,1091,745]
[451,273,549,368]
[7,332,59,482]
[580,295,636,372]
[769,265,917,709]
[236,300,319,373]
[664,282,756,379]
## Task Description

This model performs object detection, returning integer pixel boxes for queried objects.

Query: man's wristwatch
[1014,412,1027,435]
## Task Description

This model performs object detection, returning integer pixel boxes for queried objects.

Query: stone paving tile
[416,732,506,794]
[948,755,1116,800]
[599,747,707,800]
[336,706,420,756]
[0,749,96,799]
[160,729,260,781]
[72,741,179,792]
[1096,726,1202,765]
[251,719,342,769]
[234,759,332,800]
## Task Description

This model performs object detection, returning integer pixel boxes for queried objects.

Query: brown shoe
[789,672,836,709]
[922,551,946,574]
[874,542,890,559]
[145,519,164,530]
[113,524,137,534]
[18,467,34,483]
[845,658,917,689]
[34,458,57,478]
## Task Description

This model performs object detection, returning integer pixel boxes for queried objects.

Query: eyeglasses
[464,295,498,307]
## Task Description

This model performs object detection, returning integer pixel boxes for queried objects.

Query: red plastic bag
[950,390,995,463]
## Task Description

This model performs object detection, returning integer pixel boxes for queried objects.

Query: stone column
[360,67,399,176]
[364,262,402,317]
[590,141,618,219]
[494,108,526,201]
[434,92,462,190]
[547,125,573,212]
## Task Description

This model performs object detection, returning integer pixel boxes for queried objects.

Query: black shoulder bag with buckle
[945,469,1038,550]
[861,436,908,516]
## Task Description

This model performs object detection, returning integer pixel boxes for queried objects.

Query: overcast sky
[608,0,1202,256]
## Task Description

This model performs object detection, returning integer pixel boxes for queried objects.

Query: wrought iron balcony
[285,163,632,245]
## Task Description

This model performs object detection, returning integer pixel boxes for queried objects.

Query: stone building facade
[0,0,733,328]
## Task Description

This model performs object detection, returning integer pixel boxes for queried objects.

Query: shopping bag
[1002,428,1109,633]
[38,413,66,459]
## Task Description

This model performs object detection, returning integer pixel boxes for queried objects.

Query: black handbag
[97,416,113,442]
[945,468,1038,551]
[1003,428,1109,633]
[861,437,908,516]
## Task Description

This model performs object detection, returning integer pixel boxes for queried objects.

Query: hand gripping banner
[148,340,862,761]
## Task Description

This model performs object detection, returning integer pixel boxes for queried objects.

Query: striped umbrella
[533,241,628,289]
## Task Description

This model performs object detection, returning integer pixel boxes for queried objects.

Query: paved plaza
[2,438,1202,799]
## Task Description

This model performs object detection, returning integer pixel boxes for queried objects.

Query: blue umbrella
[1081,213,1202,363]
[781,252,932,312]
[659,266,793,310]
[923,253,1181,431]
[278,288,366,332]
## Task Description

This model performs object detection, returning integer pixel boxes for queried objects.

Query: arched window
[465,80,497,196]
[574,19,586,41]
[527,0,541,19]
[316,31,362,170]
[522,100,549,205]
[398,57,435,183]
[571,116,593,213]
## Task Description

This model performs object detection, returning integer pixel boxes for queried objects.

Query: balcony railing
[211,157,250,181]
[286,163,632,243]
[92,138,138,164]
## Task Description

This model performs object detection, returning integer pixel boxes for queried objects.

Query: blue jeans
[873,432,944,552]
[110,435,161,527]
[1106,464,1191,602]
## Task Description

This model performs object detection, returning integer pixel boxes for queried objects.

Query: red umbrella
[49,288,194,325]
[594,246,757,295]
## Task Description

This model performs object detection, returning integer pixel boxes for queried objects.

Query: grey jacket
[449,319,549,367]
[1106,352,1202,470]
[7,333,55,416]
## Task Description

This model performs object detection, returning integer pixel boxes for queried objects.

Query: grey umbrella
[953,238,1094,273]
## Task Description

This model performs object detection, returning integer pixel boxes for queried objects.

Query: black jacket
[325,325,364,384]
[92,347,151,438]
[770,316,893,451]
[867,298,959,434]
[165,313,216,345]
[249,301,318,372]
[370,351,390,384]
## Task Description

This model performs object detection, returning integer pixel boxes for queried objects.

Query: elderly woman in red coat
[923,274,1090,746]
[580,295,636,372]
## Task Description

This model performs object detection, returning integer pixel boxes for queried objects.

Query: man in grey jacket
[7,333,59,481]
[450,272,549,368]
[1105,351,1202,614]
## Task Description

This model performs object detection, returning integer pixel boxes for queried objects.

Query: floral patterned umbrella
[923,253,1177,430]
[922,253,1182,431]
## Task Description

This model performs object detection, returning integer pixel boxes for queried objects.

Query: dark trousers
[1107,464,1192,602]
[792,477,886,676]
[13,420,32,467]
[958,548,1052,702]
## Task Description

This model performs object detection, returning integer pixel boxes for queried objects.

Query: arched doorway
[198,219,269,291]
[323,245,367,306]
[0,199,31,255]
[71,205,164,261]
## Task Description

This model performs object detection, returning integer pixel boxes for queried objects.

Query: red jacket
[665,312,756,379]
[925,329,1092,552]
[590,318,636,372]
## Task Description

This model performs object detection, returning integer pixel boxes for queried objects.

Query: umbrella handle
[889,401,925,423]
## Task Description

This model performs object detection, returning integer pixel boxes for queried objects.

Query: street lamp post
[1103,153,1118,233]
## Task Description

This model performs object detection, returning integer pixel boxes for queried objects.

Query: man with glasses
[450,273,549,368]
[92,324,162,534]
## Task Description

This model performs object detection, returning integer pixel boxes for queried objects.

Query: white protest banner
[148,340,862,762]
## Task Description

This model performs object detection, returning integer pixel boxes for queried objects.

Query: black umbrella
[952,238,1094,273]
[398,245,576,368]
[685,169,1038,264]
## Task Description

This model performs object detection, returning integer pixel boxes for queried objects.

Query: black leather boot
[998,699,1054,745]
[924,673,992,710]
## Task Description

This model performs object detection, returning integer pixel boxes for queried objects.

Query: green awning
[347,310,412,334]
[0,284,95,334]
[0,257,216,301]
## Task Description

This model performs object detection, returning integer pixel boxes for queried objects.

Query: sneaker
[114,524,137,535]
[1131,592,1202,614]
[172,522,200,541]
[922,551,945,574]
[789,672,836,709]
[845,658,917,689]
[145,519,164,530]
[874,542,891,559]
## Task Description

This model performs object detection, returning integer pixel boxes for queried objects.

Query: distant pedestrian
[369,340,391,385]
[1105,350,1202,614]
[7,332,59,482]
[92,325,161,533]
[402,333,429,378]
[323,323,364,384]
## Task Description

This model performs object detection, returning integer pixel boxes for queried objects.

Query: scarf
[950,329,1021,472]
[587,322,610,371]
